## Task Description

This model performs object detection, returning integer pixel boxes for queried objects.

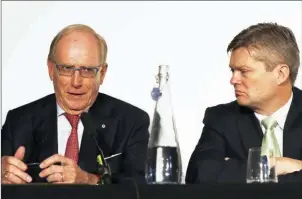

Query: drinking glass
[246,147,278,183]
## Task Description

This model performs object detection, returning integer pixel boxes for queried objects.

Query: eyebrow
[58,63,99,68]
[229,65,252,70]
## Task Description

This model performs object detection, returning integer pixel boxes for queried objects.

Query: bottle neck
[157,73,169,90]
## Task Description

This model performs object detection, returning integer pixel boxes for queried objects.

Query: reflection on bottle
[146,146,181,184]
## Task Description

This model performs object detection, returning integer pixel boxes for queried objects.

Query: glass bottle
[145,65,182,184]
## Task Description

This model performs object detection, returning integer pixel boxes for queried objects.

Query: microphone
[80,112,112,185]
[81,113,140,199]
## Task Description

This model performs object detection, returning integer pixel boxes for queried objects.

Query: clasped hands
[1,146,93,184]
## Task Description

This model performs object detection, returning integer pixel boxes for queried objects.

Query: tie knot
[261,116,277,130]
[64,113,80,129]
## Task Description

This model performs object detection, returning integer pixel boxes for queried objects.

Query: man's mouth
[235,90,246,96]
[68,92,85,96]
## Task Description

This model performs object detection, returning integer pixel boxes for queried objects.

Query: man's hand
[275,157,302,176]
[39,154,98,184]
[1,146,32,184]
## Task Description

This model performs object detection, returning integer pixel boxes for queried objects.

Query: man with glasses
[1,24,150,185]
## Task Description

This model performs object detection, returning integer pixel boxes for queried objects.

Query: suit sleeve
[1,110,14,156]
[279,170,302,182]
[185,107,247,183]
[112,111,150,184]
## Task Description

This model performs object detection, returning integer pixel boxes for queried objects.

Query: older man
[186,22,302,183]
[1,24,150,184]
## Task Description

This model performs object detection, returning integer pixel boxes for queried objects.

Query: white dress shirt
[254,92,293,157]
[57,104,84,156]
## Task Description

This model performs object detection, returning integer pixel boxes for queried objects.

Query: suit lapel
[236,106,263,156]
[283,88,302,158]
[33,94,58,163]
[78,125,97,172]
[78,93,118,172]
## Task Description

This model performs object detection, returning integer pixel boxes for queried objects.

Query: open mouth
[68,92,85,96]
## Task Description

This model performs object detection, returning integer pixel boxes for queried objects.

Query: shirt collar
[57,104,65,117]
[56,103,90,117]
[254,92,293,130]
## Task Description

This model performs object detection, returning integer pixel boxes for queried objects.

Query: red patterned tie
[64,113,80,163]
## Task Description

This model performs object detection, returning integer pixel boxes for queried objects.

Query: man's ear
[47,59,54,81]
[99,63,108,84]
[275,64,290,85]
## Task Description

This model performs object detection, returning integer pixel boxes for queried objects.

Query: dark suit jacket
[1,93,150,184]
[186,87,302,183]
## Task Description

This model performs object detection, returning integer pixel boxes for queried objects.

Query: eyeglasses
[53,61,103,78]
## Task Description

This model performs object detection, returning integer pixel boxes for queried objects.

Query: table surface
[2,182,302,199]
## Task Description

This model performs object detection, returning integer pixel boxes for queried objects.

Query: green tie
[261,116,281,157]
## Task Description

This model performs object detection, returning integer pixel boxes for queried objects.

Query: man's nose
[230,72,241,85]
[71,71,84,88]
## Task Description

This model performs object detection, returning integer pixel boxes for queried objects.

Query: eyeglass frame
[51,60,104,78]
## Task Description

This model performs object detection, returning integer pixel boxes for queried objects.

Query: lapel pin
[101,124,106,128]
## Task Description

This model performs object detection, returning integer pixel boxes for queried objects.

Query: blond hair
[227,22,300,84]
